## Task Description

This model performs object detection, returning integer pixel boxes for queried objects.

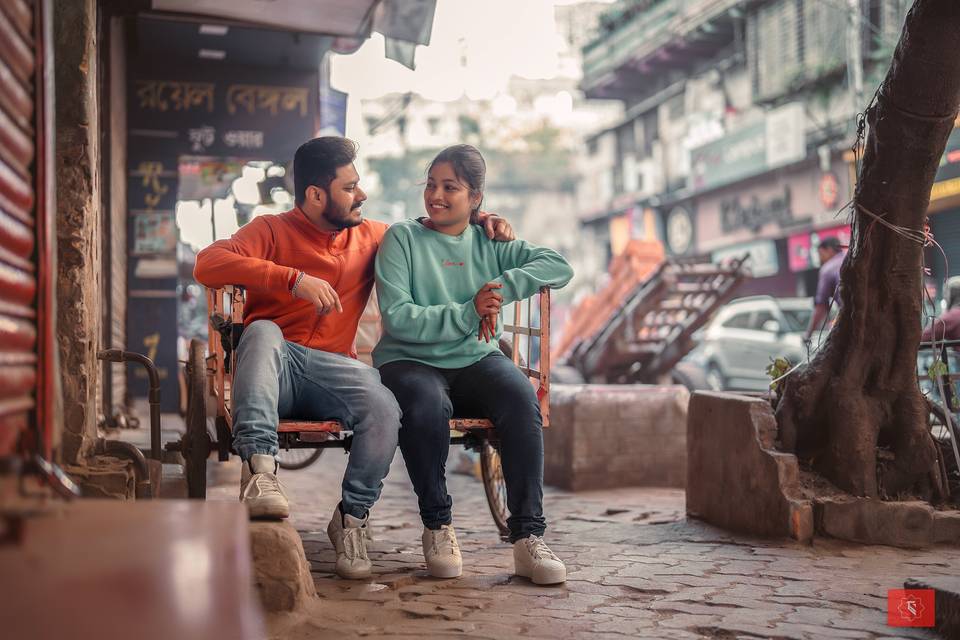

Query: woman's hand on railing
[474,282,502,342]
[478,313,497,343]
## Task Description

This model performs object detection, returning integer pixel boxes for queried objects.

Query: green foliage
[928,359,949,380]
[766,356,792,392]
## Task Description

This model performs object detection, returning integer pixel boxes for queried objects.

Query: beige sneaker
[239,454,289,519]
[422,524,462,578]
[326,504,372,579]
[513,535,566,585]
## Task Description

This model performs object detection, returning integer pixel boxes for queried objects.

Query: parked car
[692,296,814,392]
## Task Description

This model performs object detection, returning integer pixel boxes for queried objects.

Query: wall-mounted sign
[133,212,178,255]
[931,124,960,204]
[787,225,850,272]
[819,173,839,209]
[665,206,694,255]
[129,63,318,161]
[689,102,806,193]
[720,185,792,233]
[712,239,779,277]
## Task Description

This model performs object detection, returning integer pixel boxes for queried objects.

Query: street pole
[847,0,865,109]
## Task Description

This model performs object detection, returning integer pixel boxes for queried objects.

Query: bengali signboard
[128,63,318,160]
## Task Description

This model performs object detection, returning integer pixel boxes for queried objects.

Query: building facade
[575,0,955,300]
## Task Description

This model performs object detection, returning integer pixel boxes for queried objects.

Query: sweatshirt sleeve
[375,227,481,344]
[193,217,297,293]
[490,239,574,305]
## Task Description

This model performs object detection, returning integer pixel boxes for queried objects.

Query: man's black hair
[819,236,842,252]
[293,137,358,206]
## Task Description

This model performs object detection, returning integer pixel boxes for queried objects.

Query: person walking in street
[921,276,960,345]
[804,236,846,341]
[193,137,515,579]
[374,145,574,585]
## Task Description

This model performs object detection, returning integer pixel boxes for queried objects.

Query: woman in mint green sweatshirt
[374,145,573,585]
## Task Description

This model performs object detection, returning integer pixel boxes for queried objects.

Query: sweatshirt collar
[290,206,343,239]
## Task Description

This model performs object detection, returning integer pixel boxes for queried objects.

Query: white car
[697,296,814,392]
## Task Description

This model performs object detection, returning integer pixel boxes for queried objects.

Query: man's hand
[292,273,343,315]
[475,210,515,241]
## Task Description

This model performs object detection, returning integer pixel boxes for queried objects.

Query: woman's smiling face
[423,162,480,234]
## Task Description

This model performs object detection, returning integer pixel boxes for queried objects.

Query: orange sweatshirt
[193,207,387,357]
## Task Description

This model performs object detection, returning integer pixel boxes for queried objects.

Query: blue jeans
[378,352,546,542]
[232,320,401,519]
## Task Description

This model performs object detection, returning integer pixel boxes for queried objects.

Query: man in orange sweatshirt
[193,137,513,579]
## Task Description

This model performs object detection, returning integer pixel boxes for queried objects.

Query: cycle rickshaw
[175,285,552,540]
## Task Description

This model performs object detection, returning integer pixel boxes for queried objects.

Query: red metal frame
[204,286,552,443]
[34,0,55,457]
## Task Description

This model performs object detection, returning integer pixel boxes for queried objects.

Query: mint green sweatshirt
[372,219,574,369]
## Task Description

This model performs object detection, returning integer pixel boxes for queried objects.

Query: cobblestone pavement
[208,449,954,640]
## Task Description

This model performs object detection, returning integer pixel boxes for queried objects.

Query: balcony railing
[582,0,742,93]
[583,0,680,83]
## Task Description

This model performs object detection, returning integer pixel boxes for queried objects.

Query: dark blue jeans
[379,352,546,542]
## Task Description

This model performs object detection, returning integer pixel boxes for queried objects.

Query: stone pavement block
[815,498,945,549]
[771,622,874,639]
[545,384,689,491]
[222,441,960,639]
[933,510,960,544]
[650,600,743,617]
[249,520,317,613]
[657,612,725,630]
[686,392,814,542]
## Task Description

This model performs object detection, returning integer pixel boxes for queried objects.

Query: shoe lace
[430,527,460,556]
[525,536,560,562]
[342,525,369,561]
[243,472,288,500]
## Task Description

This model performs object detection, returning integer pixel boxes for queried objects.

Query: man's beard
[322,201,363,230]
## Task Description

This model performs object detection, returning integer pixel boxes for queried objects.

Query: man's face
[817,246,834,265]
[306,163,366,230]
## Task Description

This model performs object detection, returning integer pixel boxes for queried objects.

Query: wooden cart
[175,286,552,540]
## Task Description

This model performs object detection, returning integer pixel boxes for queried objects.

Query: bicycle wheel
[277,447,324,471]
[480,438,510,541]
[183,339,211,499]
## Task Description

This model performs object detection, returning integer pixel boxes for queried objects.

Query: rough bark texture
[777,0,960,499]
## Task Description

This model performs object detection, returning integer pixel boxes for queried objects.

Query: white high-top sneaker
[422,524,462,578]
[326,504,372,579]
[239,454,289,519]
[513,535,566,585]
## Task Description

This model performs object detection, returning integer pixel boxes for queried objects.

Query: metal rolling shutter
[0,0,38,455]
[930,211,960,287]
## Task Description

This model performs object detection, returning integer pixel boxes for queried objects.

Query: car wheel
[705,363,726,391]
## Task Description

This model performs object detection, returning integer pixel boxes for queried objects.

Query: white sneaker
[239,454,289,519]
[422,524,462,578]
[326,504,372,579]
[513,535,566,585]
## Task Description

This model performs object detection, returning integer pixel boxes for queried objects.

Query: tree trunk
[776,0,960,499]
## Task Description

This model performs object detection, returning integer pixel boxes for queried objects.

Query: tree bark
[776,0,960,499]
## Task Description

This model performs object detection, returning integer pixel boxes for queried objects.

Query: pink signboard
[787,224,851,272]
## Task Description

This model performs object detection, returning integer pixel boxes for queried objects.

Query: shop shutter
[0,0,39,455]
[931,212,960,286]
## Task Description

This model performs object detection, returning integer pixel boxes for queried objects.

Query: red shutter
[0,0,39,455]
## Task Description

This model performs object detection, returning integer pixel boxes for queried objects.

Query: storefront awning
[151,0,380,37]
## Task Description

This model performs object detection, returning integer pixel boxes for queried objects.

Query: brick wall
[544,384,689,491]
